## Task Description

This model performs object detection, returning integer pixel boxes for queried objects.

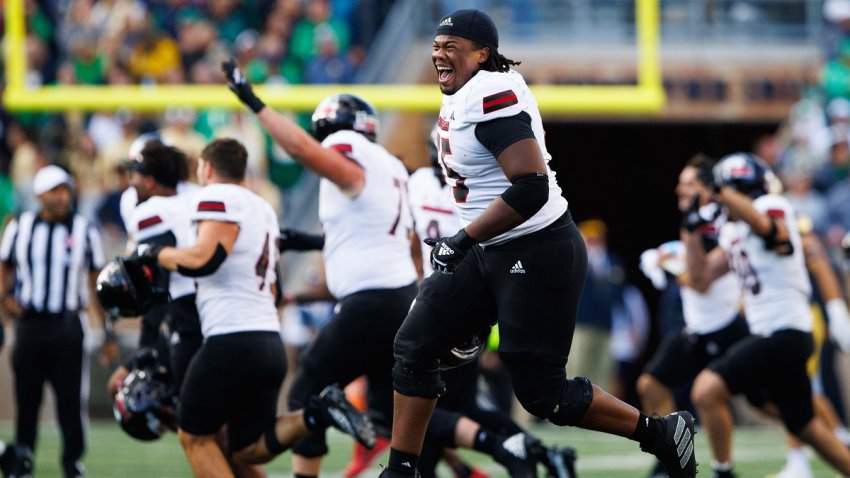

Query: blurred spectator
[303,27,357,84]
[176,9,219,79]
[127,18,181,83]
[65,133,103,220]
[610,284,650,404]
[821,37,850,101]
[290,0,351,79]
[824,0,850,60]
[248,4,301,84]
[97,110,139,191]
[7,123,46,212]
[161,106,206,181]
[814,124,850,192]
[567,219,626,390]
[782,163,830,236]
[206,0,247,46]
[826,173,850,246]
[68,34,107,85]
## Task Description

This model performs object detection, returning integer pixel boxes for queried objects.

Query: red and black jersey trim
[482,90,518,114]
[330,143,354,159]
[766,208,785,218]
[437,116,450,131]
[138,215,163,230]
[197,201,226,212]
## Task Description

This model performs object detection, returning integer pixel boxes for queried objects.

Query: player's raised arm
[221,59,364,195]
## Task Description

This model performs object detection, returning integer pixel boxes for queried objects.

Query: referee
[0,165,113,478]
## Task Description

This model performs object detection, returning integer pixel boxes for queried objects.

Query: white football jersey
[318,130,418,298]
[719,194,812,336]
[121,181,200,249]
[407,167,460,277]
[126,195,196,300]
[189,183,280,337]
[436,69,568,246]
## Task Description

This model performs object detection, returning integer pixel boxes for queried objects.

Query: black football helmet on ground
[113,349,177,441]
[713,152,770,199]
[96,257,166,318]
[311,94,378,142]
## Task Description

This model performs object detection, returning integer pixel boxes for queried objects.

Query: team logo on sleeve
[197,201,226,212]
[483,90,518,114]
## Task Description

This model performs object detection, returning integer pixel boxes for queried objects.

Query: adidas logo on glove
[438,244,454,256]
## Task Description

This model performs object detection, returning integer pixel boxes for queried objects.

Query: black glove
[681,195,720,232]
[842,232,850,260]
[128,243,163,268]
[423,229,476,274]
[222,58,266,114]
[279,229,325,252]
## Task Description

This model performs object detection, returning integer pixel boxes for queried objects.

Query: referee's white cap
[33,165,74,196]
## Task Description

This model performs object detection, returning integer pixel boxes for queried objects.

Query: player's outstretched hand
[827,299,850,352]
[222,58,266,113]
[424,229,475,274]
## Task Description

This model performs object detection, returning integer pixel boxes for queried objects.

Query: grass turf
[0,421,839,477]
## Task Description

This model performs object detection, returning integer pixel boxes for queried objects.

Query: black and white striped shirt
[0,211,106,314]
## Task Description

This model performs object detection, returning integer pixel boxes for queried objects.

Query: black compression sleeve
[177,244,228,277]
[500,172,549,219]
[474,111,536,159]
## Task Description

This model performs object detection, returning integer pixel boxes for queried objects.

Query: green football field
[0,421,841,477]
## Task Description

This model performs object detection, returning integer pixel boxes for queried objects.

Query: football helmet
[113,351,177,441]
[96,257,167,318]
[713,152,770,199]
[439,326,492,370]
[311,94,378,142]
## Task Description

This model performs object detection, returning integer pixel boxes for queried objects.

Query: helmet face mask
[311,94,379,143]
[96,258,167,318]
[438,325,491,370]
[713,152,770,199]
[113,360,176,441]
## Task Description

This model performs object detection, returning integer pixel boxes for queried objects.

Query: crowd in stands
[0,0,394,255]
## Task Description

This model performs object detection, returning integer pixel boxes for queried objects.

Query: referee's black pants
[12,311,87,470]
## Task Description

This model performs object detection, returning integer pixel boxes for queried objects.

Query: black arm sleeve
[176,244,228,278]
[279,229,325,252]
[474,111,536,159]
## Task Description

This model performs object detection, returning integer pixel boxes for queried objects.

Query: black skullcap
[435,9,498,51]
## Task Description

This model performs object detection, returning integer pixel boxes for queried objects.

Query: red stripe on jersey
[330,144,353,153]
[437,116,450,131]
[766,208,785,218]
[482,90,518,114]
[422,205,454,215]
[138,216,163,230]
[198,201,226,212]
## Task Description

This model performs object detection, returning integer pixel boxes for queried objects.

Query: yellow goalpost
[2,0,664,114]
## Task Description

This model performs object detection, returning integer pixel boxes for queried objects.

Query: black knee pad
[549,376,593,426]
[392,361,445,399]
[292,429,328,458]
[425,408,462,447]
[502,352,569,420]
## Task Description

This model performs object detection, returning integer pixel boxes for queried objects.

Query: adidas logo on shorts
[510,261,526,274]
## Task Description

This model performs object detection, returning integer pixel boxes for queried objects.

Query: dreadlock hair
[473,42,521,72]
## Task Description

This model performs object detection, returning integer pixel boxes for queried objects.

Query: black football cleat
[318,384,376,449]
[542,446,577,478]
[640,411,697,478]
[378,467,420,478]
[492,433,541,478]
